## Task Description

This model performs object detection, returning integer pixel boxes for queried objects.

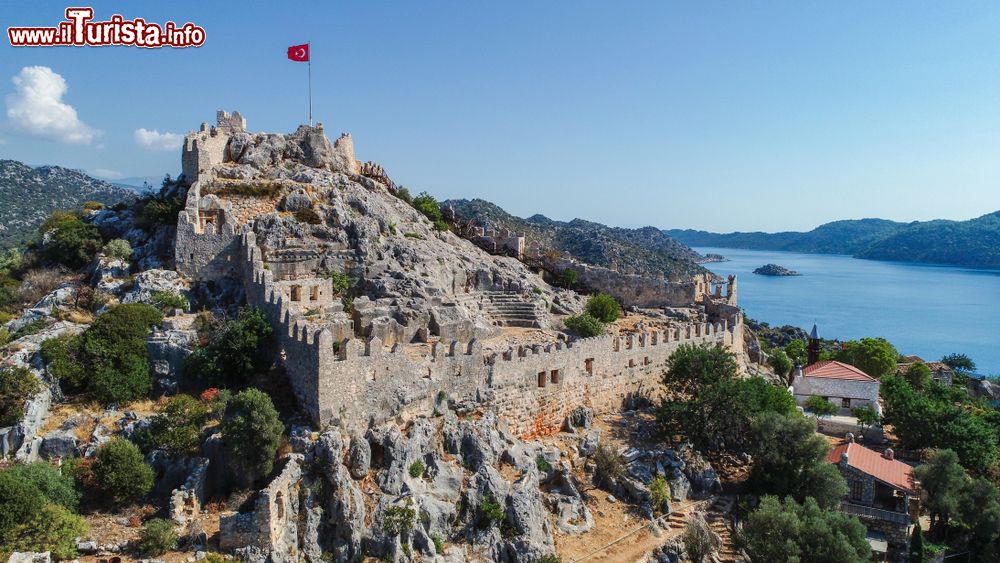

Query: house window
[585,358,594,375]
[550,369,561,384]
[842,398,851,409]
[850,480,863,501]
[537,372,546,388]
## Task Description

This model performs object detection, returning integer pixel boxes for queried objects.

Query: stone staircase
[463,291,544,328]
[706,496,741,563]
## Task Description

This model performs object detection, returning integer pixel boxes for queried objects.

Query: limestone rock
[121,269,191,307]
[564,405,594,431]
[347,434,370,479]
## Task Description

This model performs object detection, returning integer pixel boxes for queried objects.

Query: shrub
[40,211,103,269]
[221,388,283,486]
[294,208,322,225]
[206,181,282,198]
[396,186,413,204]
[387,222,397,235]
[478,495,506,528]
[649,473,670,515]
[328,271,354,296]
[0,365,42,426]
[769,349,793,378]
[593,445,625,489]
[2,462,80,512]
[150,290,188,312]
[185,307,273,387]
[40,334,86,391]
[92,438,155,504]
[560,268,578,288]
[82,201,105,212]
[80,304,164,405]
[585,293,620,323]
[103,238,133,262]
[11,318,49,341]
[135,518,177,556]
[382,502,416,536]
[532,287,543,295]
[564,313,605,337]
[431,533,444,554]
[408,460,425,479]
[411,192,444,224]
[539,557,561,563]
[682,514,719,563]
[0,469,47,539]
[135,394,210,457]
[2,503,88,559]
[905,363,933,389]
[804,395,838,417]
[536,456,551,473]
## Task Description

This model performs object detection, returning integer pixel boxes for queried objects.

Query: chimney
[883,448,895,460]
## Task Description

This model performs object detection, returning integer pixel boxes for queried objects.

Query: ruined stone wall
[219,455,302,556]
[181,111,244,184]
[551,258,716,308]
[175,181,241,281]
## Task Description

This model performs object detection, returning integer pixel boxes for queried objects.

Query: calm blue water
[695,247,1000,374]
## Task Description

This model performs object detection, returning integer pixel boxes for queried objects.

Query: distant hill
[0,160,138,248]
[666,212,1000,268]
[445,198,708,278]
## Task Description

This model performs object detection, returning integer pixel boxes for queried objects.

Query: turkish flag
[287,43,309,62]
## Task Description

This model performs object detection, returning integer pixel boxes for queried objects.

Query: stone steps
[463,291,544,328]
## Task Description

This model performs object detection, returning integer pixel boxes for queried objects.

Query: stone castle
[174,111,743,436]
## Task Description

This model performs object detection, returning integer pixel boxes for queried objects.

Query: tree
[908,521,924,563]
[663,344,739,397]
[905,363,933,389]
[914,449,967,536]
[585,293,621,323]
[0,469,47,540]
[958,477,1000,561]
[40,211,102,269]
[784,339,808,367]
[941,353,976,373]
[0,365,41,426]
[102,239,133,262]
[92,438,155,504]
[185,307,274,387]
[749,413,847,509]
[221,388,283,487]
[564,313,605,338]
[135,394,210,457]
[850,404,880,437]
[835,337,898,378]
[411,191,448,231]
[769,349,792,379]
[741,496,869,563]
[804,395,838,418]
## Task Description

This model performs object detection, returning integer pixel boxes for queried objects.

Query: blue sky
[2,1,1000,231]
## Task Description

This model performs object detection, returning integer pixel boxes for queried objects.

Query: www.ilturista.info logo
[8,7,205,48]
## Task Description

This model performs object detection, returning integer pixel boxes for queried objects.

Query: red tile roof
[827,442,915,493]
[803,360,877,382]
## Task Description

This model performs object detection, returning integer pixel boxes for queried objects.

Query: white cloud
[134,128,183,151]
[89,168,123,180]
[5,66,97,144]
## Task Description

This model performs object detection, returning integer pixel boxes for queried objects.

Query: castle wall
[551,258,716,308]
[175,182,241,281]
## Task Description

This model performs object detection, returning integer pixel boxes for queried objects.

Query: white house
[791,360,881,416]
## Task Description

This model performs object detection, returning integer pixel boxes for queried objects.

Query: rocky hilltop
[0,160,137,248]
[0,112,751,563]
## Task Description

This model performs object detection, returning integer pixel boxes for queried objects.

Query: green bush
[103,239,133,262]
[411,191,446,229]
[396,186,413,204]
[0,365,42,426]
[221,388,284,486]
[328,271,354,296]
[382,502,416,536]
[185,307,273,387]
[40,334,86,391]
[769,349,793,378]
[593,445,625,490]
[92,437,155,504]
[649,473,670,515]
[40,211,103,269]
[408,460,426,479]
[294,208,322,225]
[536,456,551,473]
[2,503,88,560]
[11,318,49,341]
[150,290,189,312]
[560,268,578,288]
[135,394,210,457]
[804,395,838,417]
[0,469,47,539]
[478,495,506,528]
[539,556,561,563]
[135,518,177,556]
[564,313,605,337]
[2,462,80,512]
[82,304,164,405]
[904,363,933,389]
[585,293,620,323]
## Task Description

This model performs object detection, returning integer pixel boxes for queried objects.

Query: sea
[694,247,1000,374]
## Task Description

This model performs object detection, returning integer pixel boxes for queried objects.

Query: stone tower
[807,323,820,365]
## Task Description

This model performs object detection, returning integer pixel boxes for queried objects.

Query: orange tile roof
[803,360,877,382]
[827,442,915,493]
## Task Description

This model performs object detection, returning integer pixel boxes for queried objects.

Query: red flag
[287,43,309,62]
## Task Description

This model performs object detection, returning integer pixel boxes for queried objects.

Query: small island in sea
[699,253,729,263]
[753,263,801,276]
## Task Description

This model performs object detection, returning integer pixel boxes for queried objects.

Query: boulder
[347,434,370,479]
[579,429,601,457]
[564,406,594,431]
[121,269,191,307]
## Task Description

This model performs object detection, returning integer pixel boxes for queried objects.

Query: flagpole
[308,42,313,126]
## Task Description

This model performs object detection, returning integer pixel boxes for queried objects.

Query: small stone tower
[807,323,820,365]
